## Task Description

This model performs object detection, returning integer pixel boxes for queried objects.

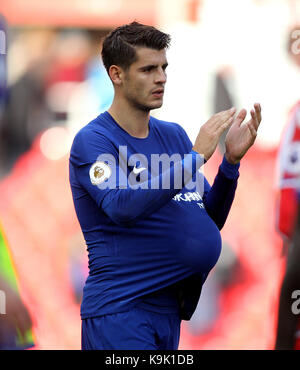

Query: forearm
[203,155,239,229]
[102,151,204,226]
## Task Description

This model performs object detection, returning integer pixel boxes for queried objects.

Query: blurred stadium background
[0,0,299,349]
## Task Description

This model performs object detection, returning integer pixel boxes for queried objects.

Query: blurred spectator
[0,15,6,111]
[0,29,55,175]
[0,14,7,177]
[66,34,114,136]
[276,25,300,254]
[213,66,236,155]
[0,28,111,176]
[275,194,300,349]
[0,223,34,350]
[45,29,93,123]
[275,25,300,350]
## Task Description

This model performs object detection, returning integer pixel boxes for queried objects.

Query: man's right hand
[192,107,236,161]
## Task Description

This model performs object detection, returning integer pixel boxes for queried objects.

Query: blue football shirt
[69,111,239,319]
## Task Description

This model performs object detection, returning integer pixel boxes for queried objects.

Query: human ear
[109,65,123,86]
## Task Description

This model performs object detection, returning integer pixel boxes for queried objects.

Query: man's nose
[155,67,167,84]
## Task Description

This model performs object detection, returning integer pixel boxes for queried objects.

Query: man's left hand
[224,103,261,164]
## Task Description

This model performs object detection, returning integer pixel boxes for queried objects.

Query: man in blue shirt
[69,21,262,350]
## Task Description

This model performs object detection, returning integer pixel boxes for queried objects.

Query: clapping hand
[225,103,262,164]
[192,107,236,161]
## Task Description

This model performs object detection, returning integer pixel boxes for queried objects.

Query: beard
[130,99,152,112]
[126,92,163,112]
[122,78,163,112]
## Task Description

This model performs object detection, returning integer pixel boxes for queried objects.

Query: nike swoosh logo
[133,166,147,175]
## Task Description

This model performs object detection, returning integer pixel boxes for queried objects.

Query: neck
[108,98,150,139]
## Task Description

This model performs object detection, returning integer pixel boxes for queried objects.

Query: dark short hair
[101,21,171,73]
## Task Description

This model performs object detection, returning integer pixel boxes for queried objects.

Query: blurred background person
[0,29,56,175]
[275,193,300,350]
[275,24,300,350]
[276,25,300,255]
[0,13,7,177]
[0,14,34,349]
[0,223,34,350]
[213,65,237,155]
[0,26,114,177]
